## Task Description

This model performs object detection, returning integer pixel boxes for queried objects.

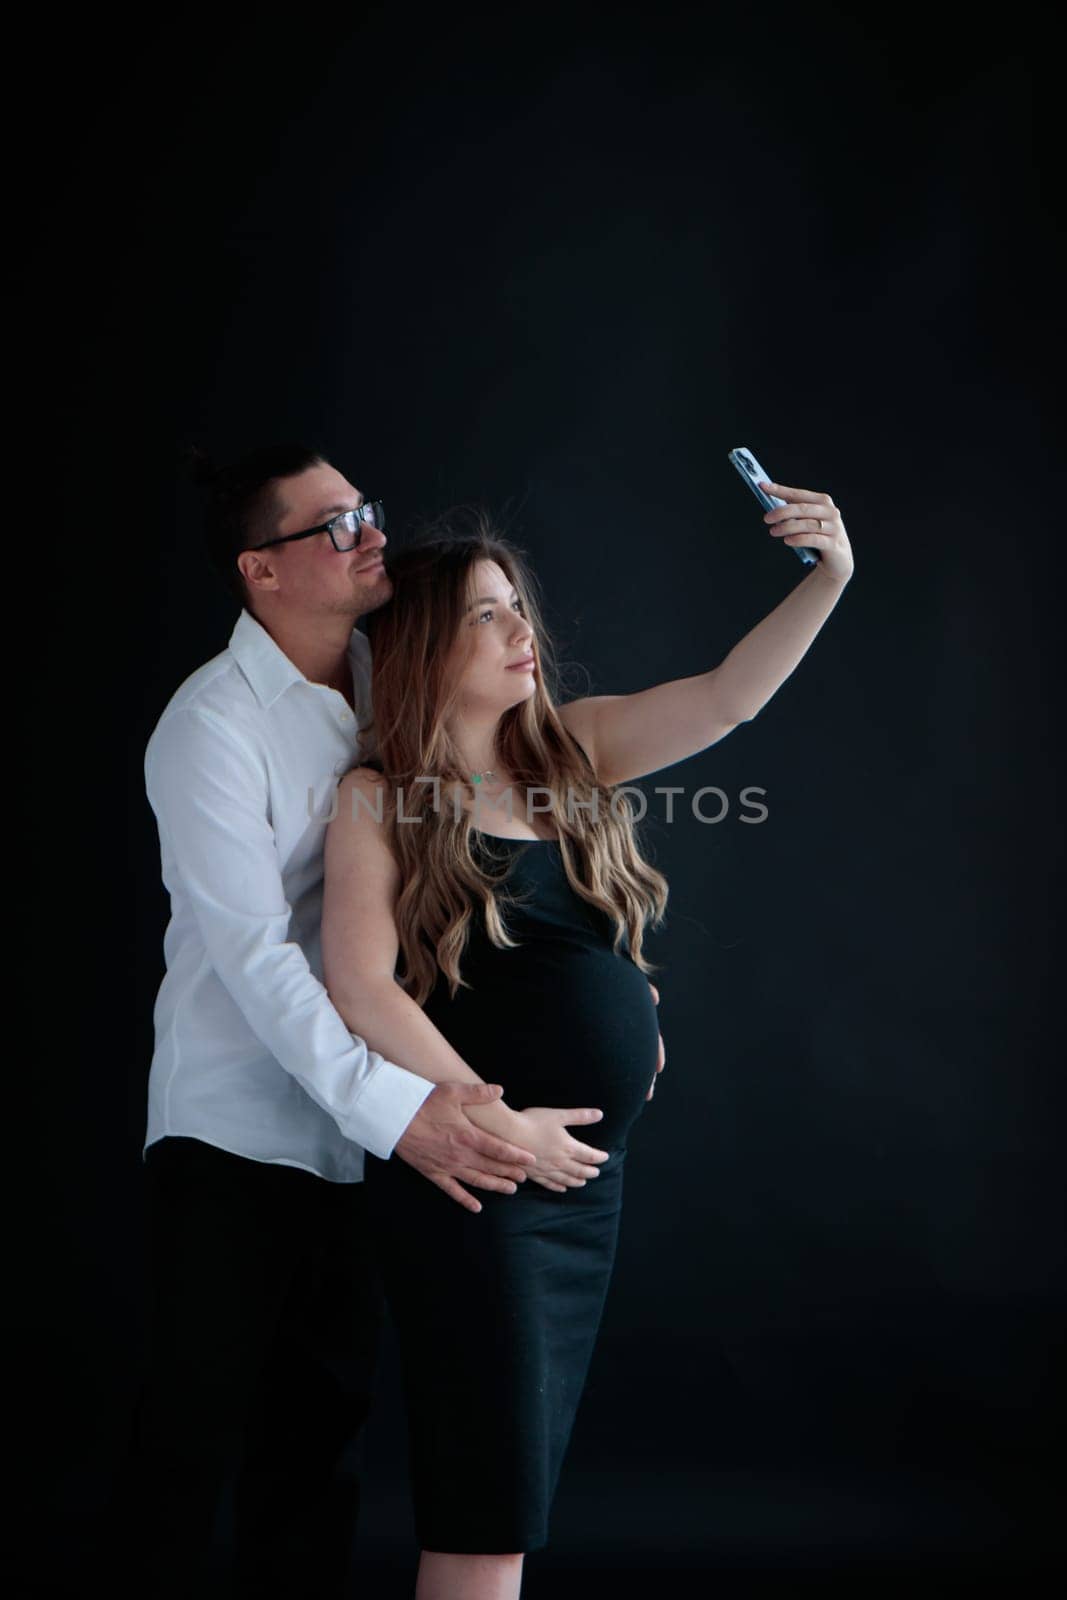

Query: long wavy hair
[360,514,669,1004]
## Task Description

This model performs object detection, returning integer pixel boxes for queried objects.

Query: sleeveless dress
[362,827,661,1554]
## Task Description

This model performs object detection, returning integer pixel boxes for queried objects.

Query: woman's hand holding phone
[760,477,854,585]
[729,445,854,586]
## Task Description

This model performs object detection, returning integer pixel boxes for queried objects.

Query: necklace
[471,770,498,784]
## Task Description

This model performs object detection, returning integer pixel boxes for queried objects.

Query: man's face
[242,463,393,617]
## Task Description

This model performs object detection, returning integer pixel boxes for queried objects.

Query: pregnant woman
[321,492,852,1599]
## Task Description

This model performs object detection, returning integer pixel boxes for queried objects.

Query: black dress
[363,828,660,1554]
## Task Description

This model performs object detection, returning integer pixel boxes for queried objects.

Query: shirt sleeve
[144,705,434,1159]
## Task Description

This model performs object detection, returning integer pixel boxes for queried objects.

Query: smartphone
[728,446,820,567]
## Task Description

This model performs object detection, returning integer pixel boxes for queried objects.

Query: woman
[322,489,852,1599]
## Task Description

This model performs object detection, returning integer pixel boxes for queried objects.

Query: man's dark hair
[184,441,330,609]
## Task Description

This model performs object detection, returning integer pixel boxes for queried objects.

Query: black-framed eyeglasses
[250,499,386,553]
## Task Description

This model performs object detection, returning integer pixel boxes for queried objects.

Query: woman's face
[448,558,538,715]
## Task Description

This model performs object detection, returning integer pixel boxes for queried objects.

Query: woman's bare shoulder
[338,763,388,791]
[332,765,392,829]
[326,766,398,889]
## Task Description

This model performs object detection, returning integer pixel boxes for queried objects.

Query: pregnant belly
[423,940,661,1149]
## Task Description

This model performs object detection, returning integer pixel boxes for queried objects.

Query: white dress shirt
[142,606,434,1183]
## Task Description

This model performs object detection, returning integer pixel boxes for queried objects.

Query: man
[106,442,650,1599]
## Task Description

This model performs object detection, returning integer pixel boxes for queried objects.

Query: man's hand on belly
[394,1083,537,1215]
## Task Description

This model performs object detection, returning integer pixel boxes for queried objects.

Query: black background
[21,3,1061,1594]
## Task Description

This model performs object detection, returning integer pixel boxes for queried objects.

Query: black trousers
[101,1135,385,1599]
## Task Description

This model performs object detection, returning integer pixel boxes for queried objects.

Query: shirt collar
[228,606,368,710]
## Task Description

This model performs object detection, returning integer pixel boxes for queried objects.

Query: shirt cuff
[339,1051,436,1160]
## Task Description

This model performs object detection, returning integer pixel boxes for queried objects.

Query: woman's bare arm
[323,772,502,1092]
[558,482,853,786]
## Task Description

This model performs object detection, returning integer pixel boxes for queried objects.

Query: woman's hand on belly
[646,981,666,1101]
[468,1103,610,1193]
